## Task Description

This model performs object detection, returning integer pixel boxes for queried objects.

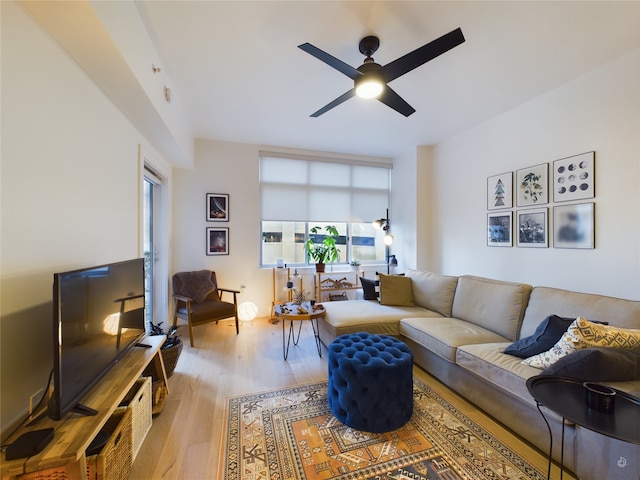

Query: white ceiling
[135,1,639,159]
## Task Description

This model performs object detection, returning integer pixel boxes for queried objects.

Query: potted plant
[349,259,361,272]
[305,225,340,272]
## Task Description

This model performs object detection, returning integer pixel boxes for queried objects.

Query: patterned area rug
[220,378,546,480]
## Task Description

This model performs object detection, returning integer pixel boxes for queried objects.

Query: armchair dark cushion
[176,270,216,303]
[172,270,239,347]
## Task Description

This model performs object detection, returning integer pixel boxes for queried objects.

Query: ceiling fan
[298,28,465,117]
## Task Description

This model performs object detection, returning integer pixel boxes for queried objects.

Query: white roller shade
[260,155,390,223]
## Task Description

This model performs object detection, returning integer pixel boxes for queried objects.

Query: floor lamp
[373,209,396,274]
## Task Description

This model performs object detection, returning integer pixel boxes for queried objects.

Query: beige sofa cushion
[452,275,532,341]
[456,343,549,410]
[406,269,458,317]
[321,300,440,337]
[400,317,509,363]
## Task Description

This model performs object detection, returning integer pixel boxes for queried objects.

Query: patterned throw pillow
[523,317,640,369]
[521,325,578,369]
[566,316,640,349]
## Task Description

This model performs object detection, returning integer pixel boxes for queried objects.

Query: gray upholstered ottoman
[327,332,414,433]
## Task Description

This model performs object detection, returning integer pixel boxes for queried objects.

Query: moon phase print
[553,152,594,202]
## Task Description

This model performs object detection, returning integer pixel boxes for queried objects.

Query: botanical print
[553,152,595,202]
[487,172,513,210]
[517,163,548,206]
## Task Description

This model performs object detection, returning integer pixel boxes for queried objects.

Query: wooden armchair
[172,270,239,347]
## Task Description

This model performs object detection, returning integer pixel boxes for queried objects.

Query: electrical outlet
[29,388,44,415]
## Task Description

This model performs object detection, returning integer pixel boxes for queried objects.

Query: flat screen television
[48,258,147,420]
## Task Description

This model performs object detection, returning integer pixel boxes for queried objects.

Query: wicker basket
[86,408,132,480]
[142,338,182,380]
[161,339,183,378]
[119,377,152,460]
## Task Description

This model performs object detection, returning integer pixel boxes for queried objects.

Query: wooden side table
[274,302,325,360]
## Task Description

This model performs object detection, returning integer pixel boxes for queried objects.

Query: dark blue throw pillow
[504,314,576,358]
[540,347,640,382]
[359,277,378,301]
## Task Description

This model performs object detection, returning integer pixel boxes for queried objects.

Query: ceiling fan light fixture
[355,76,383,99]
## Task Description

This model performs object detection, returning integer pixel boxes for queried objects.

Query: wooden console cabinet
[1,335,169,479]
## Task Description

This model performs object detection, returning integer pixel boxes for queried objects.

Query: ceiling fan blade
[377,86,416,117]
[298,43,362,80]
[382,28,465,83]
[310,89,356,117]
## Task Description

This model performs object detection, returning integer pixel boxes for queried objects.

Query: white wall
[390,149,419,272]
[172,139,271,315]
[420,49,640,300]
[0,1,172,433]
[172,140,397,317]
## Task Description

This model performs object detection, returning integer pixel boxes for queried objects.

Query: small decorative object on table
[292,289,311,306]
[583,382,616,413]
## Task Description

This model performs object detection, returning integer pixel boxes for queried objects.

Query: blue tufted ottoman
[327,332,414,433]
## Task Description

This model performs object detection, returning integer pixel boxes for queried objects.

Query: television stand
[0,335,169,479]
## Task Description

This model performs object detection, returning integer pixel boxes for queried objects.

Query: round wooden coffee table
[274,302,325,360]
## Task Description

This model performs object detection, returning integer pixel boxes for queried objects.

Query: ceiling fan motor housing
[359,35,380,57]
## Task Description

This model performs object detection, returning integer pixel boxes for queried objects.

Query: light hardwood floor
[130,316,569,479]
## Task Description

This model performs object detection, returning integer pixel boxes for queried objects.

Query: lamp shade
[355,77,383,98]
[355,62,384,99]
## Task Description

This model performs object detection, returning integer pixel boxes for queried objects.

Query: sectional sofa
[317,269,640,480]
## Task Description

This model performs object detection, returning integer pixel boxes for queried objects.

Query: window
[260,152,391,267]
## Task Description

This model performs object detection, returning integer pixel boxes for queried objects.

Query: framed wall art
[516,208,548,248]
[553,203,594,249]
[487,212,512,247]
[487,172,513,210]
[553,151,595,202]
[207,227,229,255]
[516,163,548,207]
[207,193,229,221]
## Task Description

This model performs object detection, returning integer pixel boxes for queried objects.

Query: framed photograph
[207,193,229,221]
[487,172,513,210]
[487,212,512,247]
[516,163,548,206]
[553,203,595,249]
[207,227,229,255]
[516,208,548,248]
[553,151,595,202]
